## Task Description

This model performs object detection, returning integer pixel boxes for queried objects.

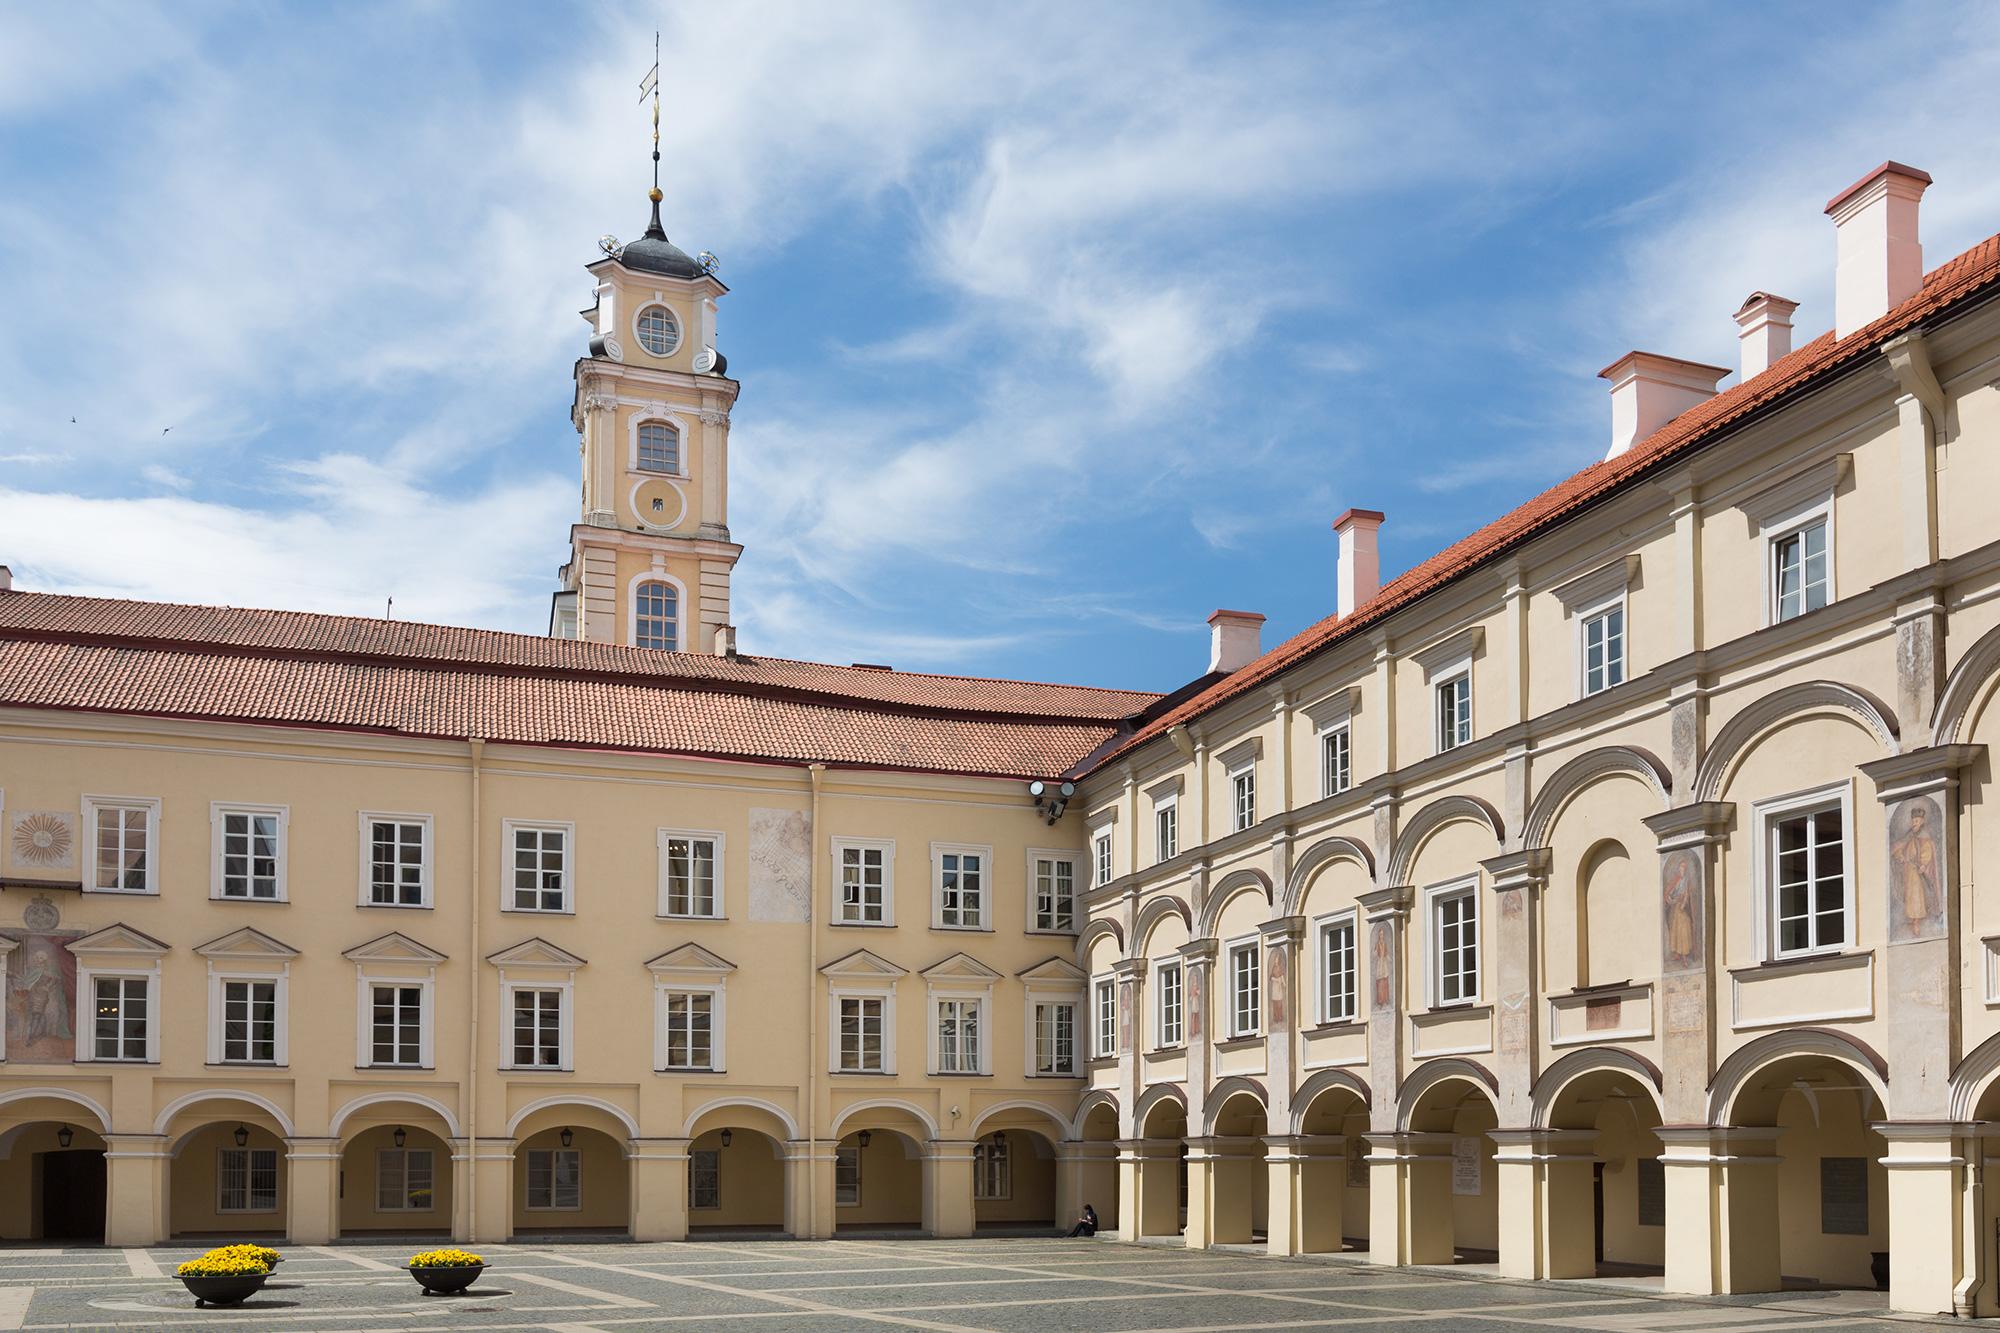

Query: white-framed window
[361,813,431,907]
[83,795,159,894]
[1029,852,1078,933]
[1580,601,1626,696]
[525,1148,582,1210]
[834,839,894,926]
[634,302,681,357]
[932,996,985,1074]
[1031,1000,1077,1075]
[1318,912,1358,1024]
[660,989,715,1071]
[835,994,889,1073]
[1230,764,1258,832]
[217,1147,279,1213]
[635,579,679,651]
[1321,723,1352,798]
[368,983,427,1068]
[1154,959,1184,1048]
[212,803,287,901]
[974,1133,1011,1200]
[1154,798,1178,863]
[1436,671,1472,752]
[89,974,153,1061]
[1093,978,1117,1058]
[1227,939,1261,1038]
[504,820,573,913]
[689,1148,720,1209]
[932,844,988,929]
[376,1148,434,1211]
[659,830,723,918]
[219,978,281,1064]
[1772,516,1832,622]
[508,987,567,1069]
[1755,782,1854,959]
[1428,880,1480,1006]
[636,419,681,474]
[835,1145,862,1206]
[1093,830,1114,888]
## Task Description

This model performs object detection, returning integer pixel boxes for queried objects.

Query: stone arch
[1395,1058,1499,1132]
[1202,1076,1269,1134]
[1522,746,1670,851]
[1934,621,2000,746]
[1289,1068,1372,1135]
[1693,681,1899,803]
[1130,896,1193,958]
[1947,1030,2000,1121]
[0,1086,111,1133]
[829,1098,940,1140]
[1133,1083,1188,1134]
[682,1096,800,1142]
[1281,836,1376,916]
[1195,867,1274,937]
[1070,1090,1120,1139]
[505,1094,640,1140]
[1529,1047,1663,1129]
[152,1089,297,1139]
[969,1100,1071,1140]
[1386,796,1505,888]
[1707,1028,1890,1126]
[329,1091,462,1140]
[1077,917,1125,968]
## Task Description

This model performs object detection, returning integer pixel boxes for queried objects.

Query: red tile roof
[1079,230,2000,774]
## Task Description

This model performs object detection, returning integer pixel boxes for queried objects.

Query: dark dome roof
[617,199,706,280]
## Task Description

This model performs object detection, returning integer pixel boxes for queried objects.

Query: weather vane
[639,33,662,206]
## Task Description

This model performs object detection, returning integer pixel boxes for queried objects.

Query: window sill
[832,919,894,929]
[360,901,434,910]
[1146,1043,1187,1055]
[930,1070,990,1078]
[1565,978,1634,996]
[211,896,288,906]
[830,1069,895,1077]
[501,1066,576,1075]
[1301,1020,1363,1038]
[1025,927,1079,937]
[655,1066,720,1075]
[502,907,576,916]
[81,887,158,897]
[931,924,994,933]
[1086,1056,1116,1071]
[1728,948,1868,980]
[207,1063,288,1070]
[1419,1001,1488,1017]
[358,1064,434,1072]
[659,914,726,923]
[1215,1034,1262,1052]
[1027,1070,1083,1079]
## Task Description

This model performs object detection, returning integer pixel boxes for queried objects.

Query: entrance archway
[1294,1076,1369,1254]
[1135,1091,1187,1239]
[0,1112,108,1242]
[512,1125,629,1237]
[833,1127,923,1232]
[169,1122,290,1239]
[1074,1098,1120,1233]
[1539,1059,1664,1278]
[1203,1086,1267,1245]
[686,1104,791,1235]
[334,1099,455,1237]
[1403,1068,1499,1264]
[971,1129,1056,1232]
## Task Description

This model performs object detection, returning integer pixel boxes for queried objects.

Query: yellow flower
[408,1247,484,1268]
[176,1252,270,1277]
[205,1243,280,1265]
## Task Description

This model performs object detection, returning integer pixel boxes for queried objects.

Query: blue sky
[3,2,1998,693]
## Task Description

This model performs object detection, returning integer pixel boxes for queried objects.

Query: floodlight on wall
[1027,779,1076,824]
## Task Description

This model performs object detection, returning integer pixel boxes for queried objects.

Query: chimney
[712,624,738,659]
[1826,161,1930,339]
[1598,351,1731,460]
[0,566,11,592]
[1207,609,1265,674]
[1332,508,1384,618]
[1733,292,1799,379]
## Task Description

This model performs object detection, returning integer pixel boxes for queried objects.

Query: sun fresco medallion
[11,811,75,870]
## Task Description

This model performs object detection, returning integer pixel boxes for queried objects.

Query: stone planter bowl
[408,1262,484,1295]
[178,1271,270,1307]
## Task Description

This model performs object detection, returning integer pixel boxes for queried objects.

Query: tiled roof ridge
[1080,229,2000,774]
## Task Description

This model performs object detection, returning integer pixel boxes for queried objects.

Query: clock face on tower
[629,475,688,531]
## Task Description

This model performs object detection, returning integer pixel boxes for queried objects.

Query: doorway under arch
[0,1116,107,1242]
[1403,1072,1499,1264]
[686,1103,792,1236]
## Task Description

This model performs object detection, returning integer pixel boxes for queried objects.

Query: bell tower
[551,79,741,652]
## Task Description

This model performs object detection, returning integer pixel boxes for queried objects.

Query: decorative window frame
[646,943,735,1073]
[1092,975,1118,1058]
[1750,779,1856,961]
[1224,934,1262,1039]
[1314,909,1360,1025]
[71,924,168,1064]
[358,811,434,909]
[1739,454,1848,628]
[930,841,993,931]
[1148,778,1181,864]
[1219,735,1262,833]
[1025,848,1081,935]
[1088,805,1118,888]
[626,566,688,648]
[627,409,693,478]
[1152,956,1185,1049]
[1553,555,1640,700]
[1424,877,1482,1009]
[209,801,290,903]
[822,949,904,1075]
[657,827,727,920]
[1020,961,1085,1078]
[631,301,683,359]
[922,954,1000,1076]
[501,818,576,914]
[345,933,444,1071]
[82,794,161,895]
[1306,690,1356,800]
[197,927,299,1067]
[831,837,896,927]
[1413,627,1483,756]
[491,939,586,1073]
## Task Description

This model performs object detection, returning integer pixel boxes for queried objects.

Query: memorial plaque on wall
[1635,1157,1664,1227]
[1820,1156,1868,1235]
[1451,1135,1481,1196]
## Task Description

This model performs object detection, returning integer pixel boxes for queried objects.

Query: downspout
[466,737,485,1242]
[1956,1138,1983,1317]
[807,763,825,1237]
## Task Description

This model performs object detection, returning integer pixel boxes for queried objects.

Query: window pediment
[1412,625,1485,682]
[644,942,737,975]
[486,937,588,970]
[920,951,1003,985]
[342,931,448,965]
[1217,735,1264,772]
[1302,686,1361,730]
[1551,554,1641,615]
[68,922,169,959]
[1017,956,1088,986]
[1145,774,1184,804]
[820,948,907,979]
[1738,453,1851,531]
[194,926,300,960]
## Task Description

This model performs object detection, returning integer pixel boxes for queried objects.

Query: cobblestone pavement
[0,1238,1959,1331]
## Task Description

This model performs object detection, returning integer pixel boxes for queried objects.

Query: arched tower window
[637,421,680,474]
[635,580,679,652]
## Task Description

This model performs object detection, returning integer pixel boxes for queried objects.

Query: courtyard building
[3,156,2000,1324]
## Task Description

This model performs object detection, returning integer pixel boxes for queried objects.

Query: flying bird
[161,427,171,435]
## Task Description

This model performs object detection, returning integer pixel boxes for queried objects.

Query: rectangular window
[936,849,985,928]
[1321,725,1352,798]
[689,1148,720,1210]
[936,998,981,1073]
[1437,673,1472,752]
[217,1147,279,1212]
[370,985,423,1067]
[663,991,713,1070]
[376,1148,434,1211]
[974,1136,1011,1200]
[1094,832,1114,888]
[661,833,719,918]
[1229,942,1261,1037]
[835,1145,861,1206]
[837,996,885,1072]
[88,800,155,893]
[1033,1001,1076,1075]
[368,818,428,906]
[511,989,564,1067]
[93,976,149,1061]
[525,1148,582,1210]
[1433,885,1479,1005]
[1772,802,1846,956]
[1033,856,1076,932]
[1231,767,1258,832]
[1094,979,1117,1058]
[509,824,571,912]
[1155,961,1184,1047]
[837,842,889,925]
[1155,801,1178,862]
[1582,604,1626,695]
[1321,917,1357,1024]
[216,807,284,900]
[1774,519,1831,622]
[222,979,278,1064]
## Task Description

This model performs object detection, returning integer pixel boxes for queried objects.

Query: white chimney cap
[1332,508,1384,619]
[1825,161,1930,340]
[1207,609,1265,675]
[1598,351,1730,460]
[1733,292,1800,381]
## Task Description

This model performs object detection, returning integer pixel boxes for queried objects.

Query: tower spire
[639,32,665,239]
